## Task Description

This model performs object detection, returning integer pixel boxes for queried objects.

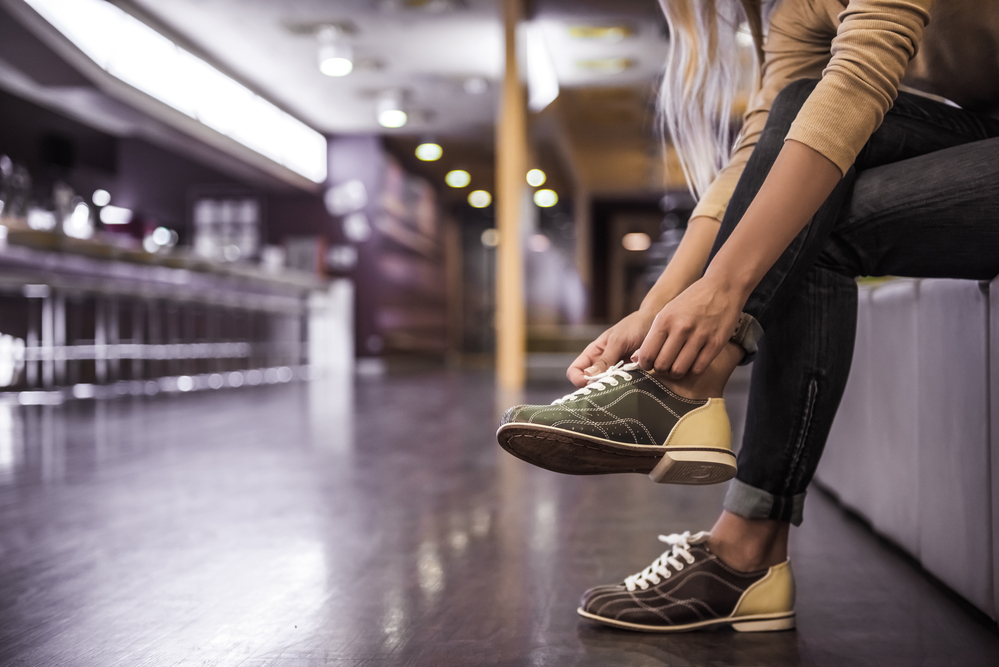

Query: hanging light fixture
[318,26,353,77]
[377,90,407,128]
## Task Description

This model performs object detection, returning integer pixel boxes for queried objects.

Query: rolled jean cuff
[723,478,806,526]
[731,312,763,365]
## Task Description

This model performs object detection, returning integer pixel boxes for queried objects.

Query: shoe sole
[496,423,736,485]
[577,608,796,633]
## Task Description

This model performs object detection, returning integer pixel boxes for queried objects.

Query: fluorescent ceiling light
[525,22,559,113]
[576,58,635,73]
[567,25,634,42]
[24,0,328,184]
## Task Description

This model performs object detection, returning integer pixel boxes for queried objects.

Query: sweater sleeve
[786,0,932,174]
[691,0,835,222]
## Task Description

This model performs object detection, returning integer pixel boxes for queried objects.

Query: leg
[657,81,999,402]
[715,81,999,351]
[713,136,999,570]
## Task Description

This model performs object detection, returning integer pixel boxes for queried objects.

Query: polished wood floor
[0,370,996,666]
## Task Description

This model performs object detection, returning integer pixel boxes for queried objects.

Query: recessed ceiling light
[416,142,442,161]
[92,189,111,206]
[445,170,471,188]
[468,190,491,208]
[480,228,499,247]
[526,169,546,187]
[576,58,635,73]
[622,232,651,251]
[533,189,558,207]
[567,25,634,41]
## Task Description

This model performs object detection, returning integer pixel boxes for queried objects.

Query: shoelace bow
[551,361,640,405]
[623,532,697,591]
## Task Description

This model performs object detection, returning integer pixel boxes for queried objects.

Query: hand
[635,276,744,378]
[567,309,656,388]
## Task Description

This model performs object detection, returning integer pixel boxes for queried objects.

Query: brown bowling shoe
[578,531,796,633]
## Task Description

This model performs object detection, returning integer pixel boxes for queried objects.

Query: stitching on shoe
[596,389,682,420]
[641,373,708,405]
[591,402,645,443]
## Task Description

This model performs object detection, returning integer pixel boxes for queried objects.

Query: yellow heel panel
[664,398,731,450]
[733,560,796,617]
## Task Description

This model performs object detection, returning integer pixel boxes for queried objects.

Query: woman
[497,0,999,632]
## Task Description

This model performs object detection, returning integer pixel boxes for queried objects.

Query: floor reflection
[0,372,995,666]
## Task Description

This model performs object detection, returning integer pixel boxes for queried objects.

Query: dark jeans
[709,79,999,525]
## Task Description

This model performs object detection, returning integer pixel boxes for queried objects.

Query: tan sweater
[692,0,999,223]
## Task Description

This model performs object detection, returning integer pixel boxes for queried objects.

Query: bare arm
[566,215,721,387]
[636,140,843,376]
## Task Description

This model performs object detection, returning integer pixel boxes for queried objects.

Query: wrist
[703,258,757,304]
[638,290,672,321]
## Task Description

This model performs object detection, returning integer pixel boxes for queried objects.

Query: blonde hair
[657,0,768,198]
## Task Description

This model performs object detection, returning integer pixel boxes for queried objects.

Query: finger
[668,335,707,378]
[650,327,689,376]
[636,316,670,371]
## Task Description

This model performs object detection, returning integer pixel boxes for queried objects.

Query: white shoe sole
[577,608,796,633]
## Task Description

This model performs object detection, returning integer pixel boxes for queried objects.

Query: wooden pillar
[574,187,592,291]
[495,0,528,390]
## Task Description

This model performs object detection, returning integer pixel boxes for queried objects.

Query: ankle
[654,342,743,400]
[706,511,789,573]
[708,535,785,572]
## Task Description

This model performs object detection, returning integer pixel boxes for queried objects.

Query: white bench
[814,278,996,618]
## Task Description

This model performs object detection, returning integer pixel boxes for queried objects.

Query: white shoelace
[551,361,640,406]
[623,532,699,591]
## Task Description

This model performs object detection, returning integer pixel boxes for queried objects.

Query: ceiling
[124,0,670,137]
[0,0,678,195]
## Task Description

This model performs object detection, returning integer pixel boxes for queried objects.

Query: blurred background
[3,3,999,665]
[0,0,732,393]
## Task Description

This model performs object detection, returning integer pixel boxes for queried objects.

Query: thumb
[583,358,610,377]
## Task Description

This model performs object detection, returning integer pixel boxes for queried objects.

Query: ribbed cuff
[731,312,764,365]
[723,478,806,526]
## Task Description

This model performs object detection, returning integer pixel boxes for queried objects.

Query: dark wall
[0,88,322,237]
[0,88,116,178]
